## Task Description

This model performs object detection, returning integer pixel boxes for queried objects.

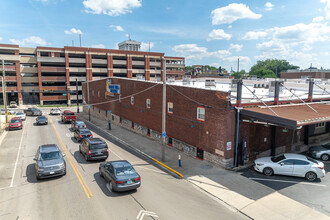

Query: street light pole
[0,57,7,123]
[76,78,79,113]
[87,80,90,121]
[161,59,166,162]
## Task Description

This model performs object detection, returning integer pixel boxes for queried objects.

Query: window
[197,107,205,121]
[280,159,295,165]
[316,122,325,128]
[167,102,173,114]
[98,91,100,97]
[295,160,309,165]
[131,96,134,105]
[146,99,151,109]
[92,90,94,96]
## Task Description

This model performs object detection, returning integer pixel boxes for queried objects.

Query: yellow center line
[47,116,93,198]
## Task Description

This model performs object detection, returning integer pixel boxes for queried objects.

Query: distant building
[118,39,141,51]
[281,67,330,79]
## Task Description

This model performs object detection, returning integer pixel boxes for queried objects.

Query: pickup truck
[61,110,77,123]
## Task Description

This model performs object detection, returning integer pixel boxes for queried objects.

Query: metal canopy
[241,103,330,130]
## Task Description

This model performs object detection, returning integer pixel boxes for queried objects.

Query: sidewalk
[78,112,329,220]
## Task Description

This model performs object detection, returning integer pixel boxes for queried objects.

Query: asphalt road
[0,113,248,220]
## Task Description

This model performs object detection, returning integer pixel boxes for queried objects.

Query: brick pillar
[15,61,23,105]
[65,52,71,105]
[145,56,150,81]
[107,53,113,77]
[37,61,43,105]
[161,57,164,80]
[127,55,132,78]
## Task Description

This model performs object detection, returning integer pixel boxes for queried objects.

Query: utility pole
[79,34,82,47]
[87,80,90,121]
[76,78,79,113]
[161,59,166,162]
[0,57,8,123]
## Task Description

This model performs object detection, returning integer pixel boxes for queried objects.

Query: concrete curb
[79,116,184,178]
[0,129,8,146]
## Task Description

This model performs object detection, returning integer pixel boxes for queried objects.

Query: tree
[232,70,247,79]
[249,59,299,78]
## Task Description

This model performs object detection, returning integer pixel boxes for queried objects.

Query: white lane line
[109,148,123,160]
[249,177,327,187]
[10,121,26,187]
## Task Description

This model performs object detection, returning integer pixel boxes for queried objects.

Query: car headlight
[38,167,44,172]
[256,163,264,166]
[59,163,65,169]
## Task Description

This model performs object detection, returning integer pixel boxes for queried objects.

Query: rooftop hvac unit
[205,79,216,87]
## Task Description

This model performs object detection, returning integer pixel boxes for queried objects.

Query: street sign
[63,93,67,96]
[108,110,111,113]
[162,132,166,137]
[88,105,90,109]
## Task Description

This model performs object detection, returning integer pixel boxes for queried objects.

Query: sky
[1,0,330,72]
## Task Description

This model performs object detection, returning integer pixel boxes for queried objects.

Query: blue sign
[88,105,90,109]
[110,89,120,94]
[162,132,166,137]
[108,84,120,94]
[108,110,112,113]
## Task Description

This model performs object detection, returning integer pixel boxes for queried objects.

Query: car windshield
[80,130,91,134]
[38,116,46,120]
[307,156,319,164]
[322,143,330,150]
[271,154,286,162]
[65,112,74,115]
[91,143,107,149]
[38,151,61,161]
[11,119,20,123]
[16,113,23,115]
[115,166,136,176]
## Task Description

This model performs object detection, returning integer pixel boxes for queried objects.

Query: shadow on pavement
[25,163,63,183]
[73,151,102,165]
[93,172,131,197]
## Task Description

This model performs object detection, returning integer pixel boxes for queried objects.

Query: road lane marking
[109,148,123,160]
[137,210,158,220]
[249,177,327,187]
[10,121,26,187]
[48,116,93,198]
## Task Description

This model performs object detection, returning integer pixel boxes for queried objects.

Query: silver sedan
[308,143,330,161]
[254,153,325,181]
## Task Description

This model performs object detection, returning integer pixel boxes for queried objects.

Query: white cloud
[223,56,251,64]
[211,3,262,25]
[91,44,105,48]
[9,36,48,46]
[65,28,83,35]
[228,25,232,29]
[109,25,124,32]
[265,2,274,11]
[83,0,142,16]
[0,37,2,41]
[257,40,287,52]
[321,0,330,20]
[229,44,243,52]
[207,29,231,41]
[172,44,231,60]
[140,42,154,51]
[242,31,267,40]
[313,16,324,22]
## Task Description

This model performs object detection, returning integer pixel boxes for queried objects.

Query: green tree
[232,70,247,79]
[249,59,299,78]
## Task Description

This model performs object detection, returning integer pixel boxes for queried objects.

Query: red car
[61,110,77,123]
[9,117,23,130]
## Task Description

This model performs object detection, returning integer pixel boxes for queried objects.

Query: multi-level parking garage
[0,44,185,105]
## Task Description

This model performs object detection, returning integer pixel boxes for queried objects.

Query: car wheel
[109,181,114,192]
[305,171,317,182]
[99,169,103,177]
[63,170,66,176]
[85,154,89,161]
[263,167,274,176]
[321,154,329,161]
[36,174,41,181]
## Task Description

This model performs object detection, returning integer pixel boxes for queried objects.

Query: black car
[79,138,109,161]
[74,128,93,142]
[36,116,48,125]
[71,121,86,131]
[99,160,141,192]
[24,108,42,116]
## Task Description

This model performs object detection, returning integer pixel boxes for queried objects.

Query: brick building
[82,77,330,167]
[281,68,330,79]
[0,44,184,105]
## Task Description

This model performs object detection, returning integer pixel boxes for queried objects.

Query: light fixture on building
[282,128,288,133]
[264,123,270,128]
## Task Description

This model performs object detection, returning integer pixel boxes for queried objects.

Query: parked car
[254,153,325,182]
[74,128,93,142]
[9,117,23,130]
[24,108,42,116]
[1,109,15,115]
[61,110,77,123]
[15,112,26,121]
[79,138,109,161]
[308,142,330,161]
[36,116,48,125]
[9,101,17,108]
[50,108,61,115]
[99,160,141,192]
[71,121,86,131]
[34,144,66,180]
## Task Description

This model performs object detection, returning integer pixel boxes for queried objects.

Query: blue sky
[1,0,330,71]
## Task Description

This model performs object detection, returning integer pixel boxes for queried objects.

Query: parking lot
[238,160,330,216]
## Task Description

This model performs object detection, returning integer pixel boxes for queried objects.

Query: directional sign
[162,132,166,137]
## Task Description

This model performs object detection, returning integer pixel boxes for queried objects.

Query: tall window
[97,91,100,97]
[167,102,173,114]
[146,99,151,109]
[131,96,134,105]
[197,107,205,121]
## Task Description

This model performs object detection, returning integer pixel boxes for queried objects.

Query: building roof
[241,103,330,129]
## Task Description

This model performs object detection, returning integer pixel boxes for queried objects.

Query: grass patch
[37,104,69,108]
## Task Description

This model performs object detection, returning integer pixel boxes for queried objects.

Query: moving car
[9,101,17,108]
[15,112,26,121]
[50,108,61,115]
[79,138,109,161]
[71,121,86,131]
[24,108,42,116]
[61,110,77,123]
[74,128,93,142]
[34,144,66,180]
[308,142,330,161]
[254,153,325,182]
[99,160,141,192]
[36,116,48,125]
[9,117,23,130]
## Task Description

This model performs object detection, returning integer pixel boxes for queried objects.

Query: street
[0,112,247,220]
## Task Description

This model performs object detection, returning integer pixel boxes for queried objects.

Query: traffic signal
[42,88,45,92]
[50,88,53,92]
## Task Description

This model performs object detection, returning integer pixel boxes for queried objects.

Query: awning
[241,103,330,129]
